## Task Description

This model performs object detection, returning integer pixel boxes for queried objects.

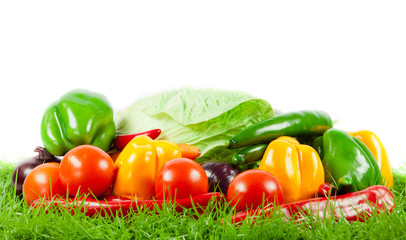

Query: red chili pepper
[114,129,162,151]
[228,185,395,224]
[31,192,224,217]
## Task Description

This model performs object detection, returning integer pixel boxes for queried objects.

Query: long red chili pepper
[31,192,224,217]
[114,129,162,151]
[228,185,395,224]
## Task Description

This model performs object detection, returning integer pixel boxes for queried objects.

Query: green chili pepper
[236,160,260,172]
[231,143,268,165]
[40,89,116,156]
[226,110,333,149]
[322,128,382,194]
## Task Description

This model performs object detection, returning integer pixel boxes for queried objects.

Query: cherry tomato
[23,162,66,205]
[155,158,208,200]
[227,169,284,212]
[316,182,337,198]
[59,145,116,198]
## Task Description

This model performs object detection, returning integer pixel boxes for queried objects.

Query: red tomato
[227,169,284,212]
[155,158,208,200]
[59,145,116,198]
[23,162,65,205]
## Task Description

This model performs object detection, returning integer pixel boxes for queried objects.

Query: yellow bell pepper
[349,130,393,188]
[113,135,181,200]
[258,136,324,203]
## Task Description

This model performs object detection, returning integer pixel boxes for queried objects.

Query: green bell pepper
[321,128,382,194]
[40,89,115,156]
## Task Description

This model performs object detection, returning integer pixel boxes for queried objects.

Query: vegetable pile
[12,87,395,224]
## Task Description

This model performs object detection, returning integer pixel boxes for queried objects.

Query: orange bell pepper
[113,135,181,200]
[258,136,324,203]
[349,130,393,188]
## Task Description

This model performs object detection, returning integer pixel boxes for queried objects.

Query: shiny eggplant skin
[201,162,240,196]
[11,147,60,196]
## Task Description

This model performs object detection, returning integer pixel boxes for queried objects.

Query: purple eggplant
[201,162,240,196]
[11,147,60,196]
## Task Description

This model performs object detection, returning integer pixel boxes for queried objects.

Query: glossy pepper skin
[322,129,382,194]
[114,129,162,151]
[41,89,115,156]
[32,192,224,217]
[349,130,393,188]
[113,135,182,200]
[231,143,268,165]
[228,185,394,224]
[258,136,324,203]
[226,110,333,149]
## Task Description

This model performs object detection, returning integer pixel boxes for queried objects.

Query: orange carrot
[177,143,201,160]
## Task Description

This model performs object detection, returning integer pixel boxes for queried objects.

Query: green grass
[1,161,406,240]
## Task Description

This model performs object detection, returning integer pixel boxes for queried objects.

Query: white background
[1,1,405,170]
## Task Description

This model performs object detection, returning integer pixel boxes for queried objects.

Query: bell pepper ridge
[349,130,393,188]
[33,89,397,223]
[322,129,383,194]
[258,136,325,203]
[41,89,115,156]
[113,135,182,200]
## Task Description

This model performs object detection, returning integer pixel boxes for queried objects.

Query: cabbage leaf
[115,87,273,163]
